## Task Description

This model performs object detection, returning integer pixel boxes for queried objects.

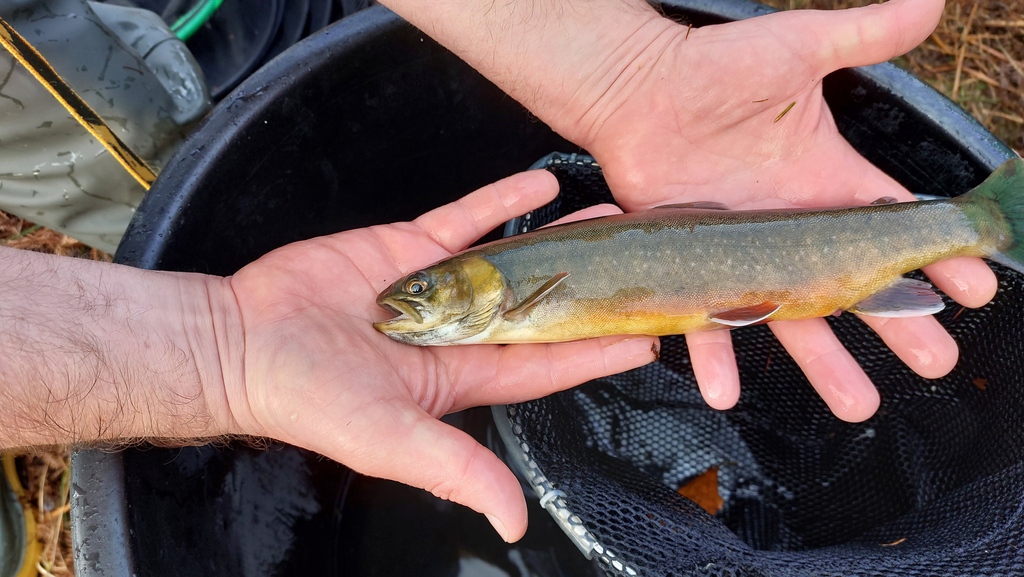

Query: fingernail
[485,513,510,542]
[703,377,726,404]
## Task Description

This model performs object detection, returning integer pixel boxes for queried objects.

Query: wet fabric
[0,0,209,252]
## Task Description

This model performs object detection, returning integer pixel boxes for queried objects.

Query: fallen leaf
[677,467,724,515]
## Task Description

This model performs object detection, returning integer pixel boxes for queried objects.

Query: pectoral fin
[655,201,730,210]
[711,302,781,327]
[503,272,569,321]
[870,196,899,206]
[849,278,945,317]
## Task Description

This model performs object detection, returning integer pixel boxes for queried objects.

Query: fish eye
[405,278,429,295]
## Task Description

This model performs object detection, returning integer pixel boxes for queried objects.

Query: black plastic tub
[70,2,1014,576]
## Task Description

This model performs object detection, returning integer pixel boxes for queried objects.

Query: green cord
[171,0,225,41]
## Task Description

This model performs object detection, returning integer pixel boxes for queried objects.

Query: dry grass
[1,2,1019,576]
[762,0,1024,152]
[17,453,73,577]
[0,213,111,261]
[914,0,1024,151]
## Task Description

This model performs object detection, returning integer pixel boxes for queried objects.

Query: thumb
[346,404,529,542]
[788,0,944,73]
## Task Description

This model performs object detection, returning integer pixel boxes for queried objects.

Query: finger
[856,314,958,379]
[452,335,658,408]
[836,156,999,308]
[414,170,559,253]
[770,318,880,422]
[842,156,999,308]
[542,203,622,227]
[838,150,920,205]
[814,147,999,309]
[686,331,741,410]
[338,402,529,542]
[795,0,945,74]
[923,258,999,308]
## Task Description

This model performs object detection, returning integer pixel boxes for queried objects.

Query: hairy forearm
[0,247,239,449]
[377,0,679,145]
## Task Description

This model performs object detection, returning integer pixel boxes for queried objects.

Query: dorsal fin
[654,201,730,210]
[849,278,944,317]
[870,196,899,206]
[711,302,780,327]
[503,272,569,321]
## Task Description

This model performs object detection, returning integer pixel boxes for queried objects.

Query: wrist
[174,274,247,441]
[0,248,240,448]
[548,11,682,149]
[378,0,677,147]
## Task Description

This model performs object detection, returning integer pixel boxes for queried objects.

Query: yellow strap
[0,15,156,189]
[2,454,42,577]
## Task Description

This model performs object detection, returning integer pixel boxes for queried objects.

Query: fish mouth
[375,297,424,326]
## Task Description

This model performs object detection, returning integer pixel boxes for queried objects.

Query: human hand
[564,0,997,421]
[218,171,656,542]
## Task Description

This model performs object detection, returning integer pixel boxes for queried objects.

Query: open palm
[574,0,997,420]
[221,171,655,542]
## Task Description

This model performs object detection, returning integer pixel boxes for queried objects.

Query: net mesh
[498,153,1024,576]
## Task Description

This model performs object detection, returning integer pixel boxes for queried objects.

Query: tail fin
[963,158,1024,274]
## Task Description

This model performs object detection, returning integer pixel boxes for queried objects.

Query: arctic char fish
[375,159,1024,346]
